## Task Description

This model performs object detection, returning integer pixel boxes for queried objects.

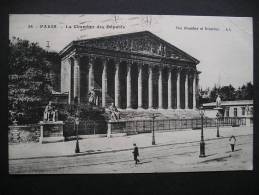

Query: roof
[203,100,253,107]
[59,31,199,64]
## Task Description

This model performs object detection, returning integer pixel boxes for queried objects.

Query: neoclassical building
[59,31,200,110]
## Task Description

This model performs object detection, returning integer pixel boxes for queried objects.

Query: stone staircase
[109,109,200,121]
[105,93,114,107]
[94,83,114,108]
[159,109,200,119]
[119,109,164,120]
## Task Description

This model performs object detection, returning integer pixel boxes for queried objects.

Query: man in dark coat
[132,143,140,165]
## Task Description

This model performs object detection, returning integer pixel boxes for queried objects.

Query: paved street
[9,126,253,174]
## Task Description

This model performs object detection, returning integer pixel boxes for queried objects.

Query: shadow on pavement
[137,161,152,165]
[201,155,231,163]
[226,149,242,153]
[204,153,217,157]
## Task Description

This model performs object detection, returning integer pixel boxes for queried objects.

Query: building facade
[203,100,253,118]
[59,31,200,110]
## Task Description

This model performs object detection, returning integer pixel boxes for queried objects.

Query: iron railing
[110,117,247,134]
[63,120,107,137]
[63,117,247,136]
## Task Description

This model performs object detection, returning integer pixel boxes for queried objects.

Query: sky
[9,14,253,89]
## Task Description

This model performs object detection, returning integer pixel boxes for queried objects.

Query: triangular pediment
[72,31,199,64]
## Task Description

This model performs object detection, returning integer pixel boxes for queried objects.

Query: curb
[9,133,252,161]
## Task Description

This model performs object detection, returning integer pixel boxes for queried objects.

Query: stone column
[102,59,108,107]
[148,65,153,109]
[114,60,120,108]
[193,72,197,109]
[68,58,73,104]
[185,71,189,109]
[138,63,143,108]
[88,56,94,90]
[176,68,181,109]
[73,56,80,103]
[126,62,132,109]
[158,66,163,109]
[168,69,172,109]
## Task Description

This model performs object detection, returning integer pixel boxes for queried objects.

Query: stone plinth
[39,121,64,143]
[213,107,224,115]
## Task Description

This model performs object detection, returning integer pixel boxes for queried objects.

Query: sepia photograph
[8,14,253,174]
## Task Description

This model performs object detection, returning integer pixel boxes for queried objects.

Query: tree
[235,82,253,100]
[219,84,236,101]
[8,37,59,124]
[200,82,253,105]
[243,82,253,99]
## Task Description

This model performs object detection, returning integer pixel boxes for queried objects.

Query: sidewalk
[9,126,253,160]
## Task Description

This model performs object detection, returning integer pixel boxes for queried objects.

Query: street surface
[9,129,252,174]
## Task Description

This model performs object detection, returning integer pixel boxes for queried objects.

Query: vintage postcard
[8,14,253,174]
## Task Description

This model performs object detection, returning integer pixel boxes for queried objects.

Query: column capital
[100,56,110,63]
[114,58,122,64]
[148,63,153,68]
[168,69,172,77]
[167,66,174,71]
[148,65,153,74]
[158,65,163,71]
[89,55,97,63]
[134,60,144,66]
[187,69,196,78]
[188,67,196,73]
[127,62,132,73]
[184,68,192,75]
[161,63,169,69]
[126,60,132,66]
[126,59,135,65]
[175,66,183,73]
[102,59,108,68]
[73,54,81,61]
[127,62,132,68]
[138,62,143,68]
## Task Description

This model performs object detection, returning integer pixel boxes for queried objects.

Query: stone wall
[8,125,41,144]
[63,120,107,140]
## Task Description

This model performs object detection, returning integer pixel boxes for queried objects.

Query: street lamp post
[152,113,156,145]
[75,117,80,153]
[216,112,220,137]
[199,107,206,158]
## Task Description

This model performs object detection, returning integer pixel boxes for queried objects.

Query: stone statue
[216,95,221,108]
[44,101,52,121]
[88,88,99,106]
[108,102,120,121]
[52,109,58,122]
[43,101,58,122]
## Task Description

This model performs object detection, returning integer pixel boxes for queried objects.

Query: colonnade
[67,55,198,110]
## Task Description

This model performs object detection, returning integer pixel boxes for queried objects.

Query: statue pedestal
[213,107,224,116]
[39,121,64,144]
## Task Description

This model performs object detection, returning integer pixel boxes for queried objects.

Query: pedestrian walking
[132,143,140,165]
[229,135,236,152]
